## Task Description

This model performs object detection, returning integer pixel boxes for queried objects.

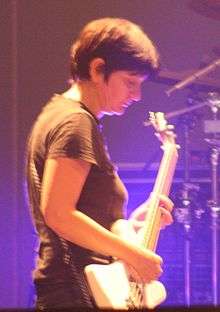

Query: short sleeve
[46,113,101,166]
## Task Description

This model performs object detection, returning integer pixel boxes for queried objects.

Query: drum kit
[152,80,220,307]
[144,3,220,305]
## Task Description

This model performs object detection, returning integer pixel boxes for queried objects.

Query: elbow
[41,203,78,240]
[43,207,55,228]
[41,205,84,246]
[42,204,65,234]
[43,207,58,231]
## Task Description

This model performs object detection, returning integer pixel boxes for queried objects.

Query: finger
[160,207,173,227]
[156,265,163,278]
[144,264,163,282]
[158,194,174,212]
[161,215,173,227]
[160,207,173,219]
[148,251,163,265]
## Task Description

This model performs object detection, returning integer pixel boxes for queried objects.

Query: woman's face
[99,70,147,116]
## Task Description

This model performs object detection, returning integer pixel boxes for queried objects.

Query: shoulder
[41,95,99,133]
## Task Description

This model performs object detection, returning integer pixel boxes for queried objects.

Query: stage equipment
[162,90,220,305]
[165,59,220,97]
[144,95,205,305]
[144,58,220,305]
[144,95,217,128]
[171,90,220,306]
[204,92,220,306]
[149,68,220,95]
[144,89,219,306]
[173,101,203,307]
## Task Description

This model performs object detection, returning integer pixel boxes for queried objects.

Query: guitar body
[85,261,166,310]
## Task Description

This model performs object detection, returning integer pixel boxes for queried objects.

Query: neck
[62,80,104,119]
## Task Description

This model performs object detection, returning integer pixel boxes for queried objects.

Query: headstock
[149,112,178,147]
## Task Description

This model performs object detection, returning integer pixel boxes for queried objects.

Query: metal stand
[204,92,220,305]
[157,58,220,306]
[175,113,200,307]
[209,146,220,306]
[182,121,192,307]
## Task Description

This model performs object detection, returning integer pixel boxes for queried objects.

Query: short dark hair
[70,17,160,81]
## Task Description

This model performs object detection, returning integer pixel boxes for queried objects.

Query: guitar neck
[142,144,178,251]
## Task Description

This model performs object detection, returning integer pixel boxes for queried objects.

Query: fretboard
[141,143,178,251]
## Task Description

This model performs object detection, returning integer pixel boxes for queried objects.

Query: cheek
[109,81,127,100]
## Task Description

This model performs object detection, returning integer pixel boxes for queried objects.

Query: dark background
[1,0,220,309]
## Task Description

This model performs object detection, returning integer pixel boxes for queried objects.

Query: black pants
[35,280,95,311]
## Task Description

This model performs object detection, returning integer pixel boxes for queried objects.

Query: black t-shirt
[26,94,128,285]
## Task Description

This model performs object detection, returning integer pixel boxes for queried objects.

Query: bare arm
[41,157,163,282]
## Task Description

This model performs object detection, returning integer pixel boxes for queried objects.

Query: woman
[26,17,173,310]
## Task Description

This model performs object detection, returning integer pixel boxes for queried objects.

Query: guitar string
[127,265,145,309]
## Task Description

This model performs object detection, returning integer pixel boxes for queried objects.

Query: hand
[129,193,174,232]
[125,246,163,283]
[159,194,174,229]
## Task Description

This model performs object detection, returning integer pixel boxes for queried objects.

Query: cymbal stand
[182,119,192,307]
[205,94,220,306]
[209,146,220,306]
[175,113,199,307]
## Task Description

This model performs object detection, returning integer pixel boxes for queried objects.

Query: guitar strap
[59,237,94,307]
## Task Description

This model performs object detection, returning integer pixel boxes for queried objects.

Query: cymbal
[188,0,220,21]
[153,69,220,92]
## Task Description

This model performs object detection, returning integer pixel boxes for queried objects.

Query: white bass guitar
[85,112,179,309]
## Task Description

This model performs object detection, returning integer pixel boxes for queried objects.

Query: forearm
[46,209,141,263]
[111,219,138,243]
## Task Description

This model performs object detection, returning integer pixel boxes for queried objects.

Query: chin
[104,106,126,116]
[115,110,125,116]
[104,111,123,117]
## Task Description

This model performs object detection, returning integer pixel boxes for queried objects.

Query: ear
[89,58,105,83]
